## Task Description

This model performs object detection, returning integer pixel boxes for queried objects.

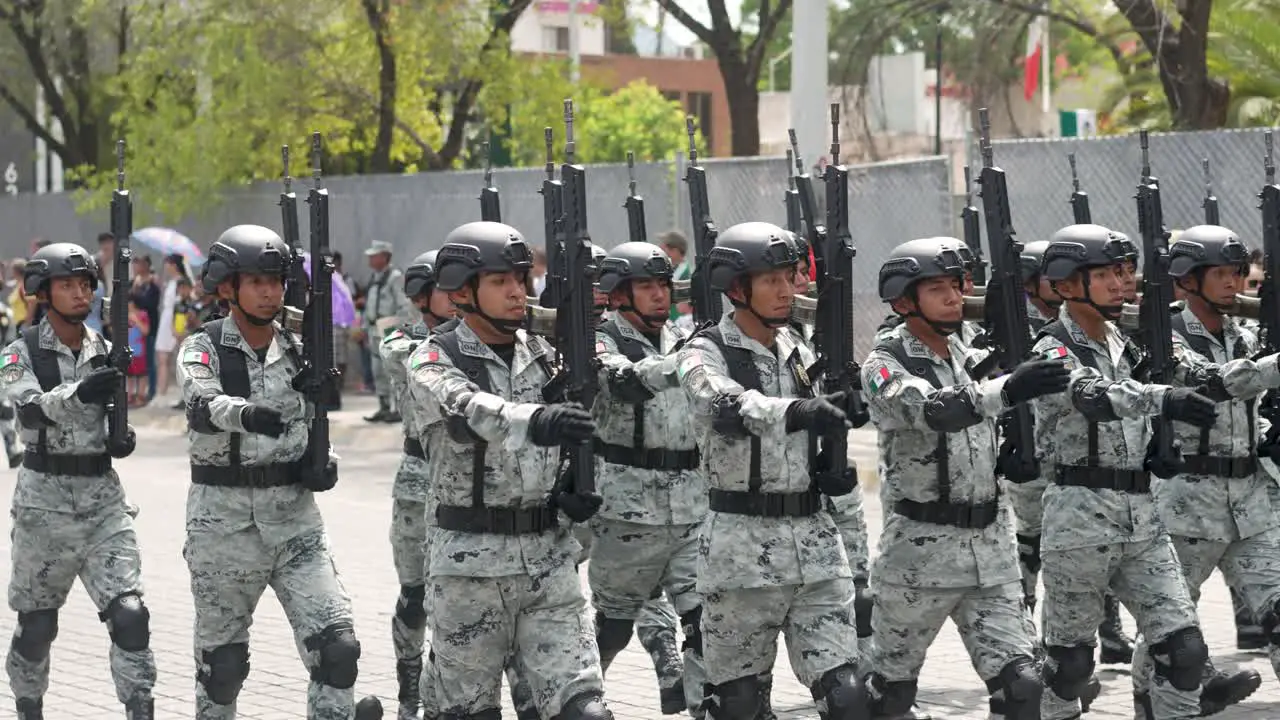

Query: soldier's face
[1246,264,1264,296]
[1195,264,1245,306]
[1119,260,1138,300]
[425,289,455,320]
[794,260,810,295]
[623,278,671,316]
[1037,276,1060,302]
[745,268,795,317]
[1064,265,1123,306]
[912,277,963,321]
[468,271,527,321]
[44,276,94,317]
[223,273,283,316]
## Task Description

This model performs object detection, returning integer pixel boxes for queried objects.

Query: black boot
[397,657,422,719]
[16,698,42,720]
[640,627,686,715]
[125,695,154,720]
[1232,587,1266,650]
[365,398,391,422]
[1199,664,1261,716]
[1079,674,1101,713]
[1098,594,1134,664]
[355,695,385,720]
[758,672,777,720]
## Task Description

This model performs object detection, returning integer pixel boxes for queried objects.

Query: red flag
[1024,17,1046,101]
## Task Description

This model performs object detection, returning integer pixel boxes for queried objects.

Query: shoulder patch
[385,329,405,343]
[677,349,702,379]
[595,340,607,354]
[866,364,896,395]
[1045,345,1068,360]
[185,364,215,380]
[411,350,440,370]
[0,352,19,368]
[183,349,211,365]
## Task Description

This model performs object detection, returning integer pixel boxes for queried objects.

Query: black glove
[1195,373,1232,403]
[107,425,137,459]
[843,392,870,429]
[1163,387,1218,429]
[528,402,595,446]
[1003,359,1070,405]
[291,365,343,403]
[784,392,849,433]
[607,366,655,404]
[1258,423,1280,463]
[711,395,748,437]
[108,345,132,371]
[75,367,122,405]
[300,460,339,492]
[240,405,286,437]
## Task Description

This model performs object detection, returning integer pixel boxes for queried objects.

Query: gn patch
[184,363,215,380]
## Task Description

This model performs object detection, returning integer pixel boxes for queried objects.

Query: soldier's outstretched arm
[178,333,251,433]
[1172,332,1280,401]
[1031,335,1163,421]
[860,347,1010,433]
[1,338,91,426]
[676,336,793,440]
[595,330,678,399]
[407,338,541,452]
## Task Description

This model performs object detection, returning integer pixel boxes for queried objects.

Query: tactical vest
[697,326,823,518]
[875,334,999,529]
[431,327,560,535]
[20,326,113,476]
[594,323,700,472]
[189,318,306,488]
[1169,314,1257,478]
[1037,320,1152,492]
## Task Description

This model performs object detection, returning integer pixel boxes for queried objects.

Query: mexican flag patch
[411,351,439,370]
[183,350,211,365]
[0,353,18,368]
[1046,346,1068,360]
[867,365,892,394]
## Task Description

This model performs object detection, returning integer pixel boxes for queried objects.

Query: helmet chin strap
[458,278,522,335]
[617,287,667,331]
[48,305,89,326]
[728,286,788,328]
[1177,274,1234,315]
[1053,275,1122,321]
[905,311,962,337]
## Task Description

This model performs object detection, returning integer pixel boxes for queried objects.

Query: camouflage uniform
[179,318,366,720]
[677,314,861,717]
[591,312,707,713]
[1032,308,1206,720]
[407,321,605,719]
[364,258,410,413]
[3,319,156,716]
[862,323,1039,718]
[1007,299,1055,610]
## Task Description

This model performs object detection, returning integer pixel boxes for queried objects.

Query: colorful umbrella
[300,253,357,328]
[131,227,206,267]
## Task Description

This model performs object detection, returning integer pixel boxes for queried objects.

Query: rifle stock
[108,140,132,452]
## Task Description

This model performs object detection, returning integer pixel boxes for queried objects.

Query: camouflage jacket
[363,267,410,331]
[1162,306,1280,541]
[676,313,850,593]
[381,318,432,502]
[861,323,1019,589]
[177,318,324,546]
[407,320,579,581]
[1,319,124,513]
[594,313,706,525]
[1031,307,1177,552]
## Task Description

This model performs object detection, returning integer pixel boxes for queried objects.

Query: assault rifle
[976,108,1038,482]
[544,100,600,522]
[539,128,562,278]
[1134,131,1182,478]
[303,132,338,478]
[684,117,721,324]
[624,151,647,243]
[107,140,133,455]
[960,165,987,286]
[1068,153,1092,224]
[784,149,803,235]
[281,145,307,331]
[481,135,501,223]
[788,128,827,278]
[1203,159,1221,225]
[1258,134,1280,426]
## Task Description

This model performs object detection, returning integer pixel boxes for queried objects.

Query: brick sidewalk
[1,426,1278,718]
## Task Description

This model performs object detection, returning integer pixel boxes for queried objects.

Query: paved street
[1,396,1279,718]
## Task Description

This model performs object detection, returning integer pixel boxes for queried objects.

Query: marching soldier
[862,237,1066,720]
[589,241,707,715]
[676,222,869,720]
[2,242,154,720]
[1030,224,1247,720]
[178,225,382,720]
[406,221,612,720]
[361,240,410,423]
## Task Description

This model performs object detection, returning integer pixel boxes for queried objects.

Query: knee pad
[709,675,763,720]
[866,673,917,717]
[0,401,15,420]
[854,585,873,639]
[810,664,869,720]
[679,607,703,655]
[1016,533,1042,574]
[1046,644,1095,700]
[556,690,612,720]
[1150,626,1208,692]
[12,609,58,662]
[199,643,250,706]
[594,612,635,662]
[305,622,362,690]
[985,656,1042,720]
[100,593,150,652]
[395,584,427,630]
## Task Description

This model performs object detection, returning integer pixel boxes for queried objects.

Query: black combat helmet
[1020,240,1051,282]
[434,221,532,293]
[201,225,290,294]
[707,221,799,293]
[939,238,976,277]
[404,250,439,298]
[877,237,966,301]
[1169,224,1250,278]
[1041,224,1135,282]
[24,242,99,295]
[598,241,674,294]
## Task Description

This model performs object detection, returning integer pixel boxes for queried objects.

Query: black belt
[191,463,299,488]
[1181,455,1257,479]
[708,489,823,517]
[1055,465,1151,493]
[403,437,425,459]
[435,505,559,535]
[894,498,999,529]
[22,451,111,476]
[594,440,700,471]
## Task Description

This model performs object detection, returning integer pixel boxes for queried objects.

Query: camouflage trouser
[1040,535,1200,720]
[7,501,156,705]
[367,327,392,404]
[576,520,682,636]
[185,526,359,720]
[428,566,604,718]
[702,577,860,688]
[390,497,428,661]
[588,519,707,712]
[829,492,872,657]
[1007,477,1048,606]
